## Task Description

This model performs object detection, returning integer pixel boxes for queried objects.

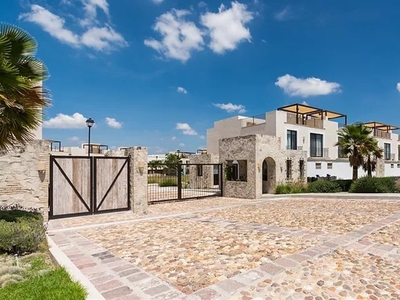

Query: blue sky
[2,0,400,153]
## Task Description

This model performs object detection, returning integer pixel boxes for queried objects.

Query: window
[397,164,400,168]
[337,145,347,158]
[315,163,322,169]
[384,143,391,160]
[287,130,297,150]
[327,162,333,169]
[299,159,305,178]
[197,165,203,176]
[226,160,247,181]
[310,133,323,157]
[391,164,394,168]
[286,159,292,180]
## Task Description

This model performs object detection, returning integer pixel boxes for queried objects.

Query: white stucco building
[207,103,400,180]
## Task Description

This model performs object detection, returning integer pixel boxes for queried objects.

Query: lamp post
[86,118,94,156]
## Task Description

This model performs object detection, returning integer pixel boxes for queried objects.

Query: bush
[275,182,307,194]
[307,180,342,193]
[349,176,398,193]
[0,209,46,254]
[158,178,178,187]
[334,179,353,192]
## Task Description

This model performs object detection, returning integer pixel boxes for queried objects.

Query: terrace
[363,121,399,140]
[278,103,347,129]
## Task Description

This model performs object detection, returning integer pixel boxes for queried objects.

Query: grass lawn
[0,267,86,300]
[0,208,87,300]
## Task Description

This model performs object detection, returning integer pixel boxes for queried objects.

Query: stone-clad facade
[0,140,50,217]
[215,134,307,198]
[188,154,219,189]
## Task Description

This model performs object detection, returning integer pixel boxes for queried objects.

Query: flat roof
[277,103,346,120]
[362,121,399,131]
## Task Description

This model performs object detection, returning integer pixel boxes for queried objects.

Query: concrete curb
[261,193,400,200]
[47,236,105,300]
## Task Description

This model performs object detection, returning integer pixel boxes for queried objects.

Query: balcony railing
[286,146,304,151]
[374,130,391,139]
[309,147,329,158]
[286,113,323,129]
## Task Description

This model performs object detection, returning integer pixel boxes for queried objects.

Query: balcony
[309,147,329,158]
[374,130,391,139]
[241,113,266,128]
[286,113,323,129]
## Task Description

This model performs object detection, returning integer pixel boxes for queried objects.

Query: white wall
[207,116,244,154]
[306,160,370,179]
[384,162,400,177]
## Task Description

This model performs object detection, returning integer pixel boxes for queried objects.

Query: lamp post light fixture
[86,118,95,156]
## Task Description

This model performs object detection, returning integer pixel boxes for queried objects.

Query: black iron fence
[148,163,223,203]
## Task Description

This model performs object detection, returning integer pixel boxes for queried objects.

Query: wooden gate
[49,156,130,219]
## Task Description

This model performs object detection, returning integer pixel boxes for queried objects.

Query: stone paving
[47,196,400,299]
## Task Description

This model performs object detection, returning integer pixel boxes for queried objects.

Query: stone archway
[262,157,276,194]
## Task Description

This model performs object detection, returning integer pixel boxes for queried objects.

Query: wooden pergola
[362,122,399,133]
[277,103,347,125]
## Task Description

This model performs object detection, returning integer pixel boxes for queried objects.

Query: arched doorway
[262,157,276,194]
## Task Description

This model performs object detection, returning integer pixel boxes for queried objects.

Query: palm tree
[0,24,50,150]
[362,139,383,176]
[335,123,378,180]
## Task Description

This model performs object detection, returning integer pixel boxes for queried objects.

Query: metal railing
[241,113,266,128]
[286,113,323,129]
[374,130,391,139]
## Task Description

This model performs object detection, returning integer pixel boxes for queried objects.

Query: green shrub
[349,176,398,193]
[275,182,307,194]
[158,178,178,187]
[0,214,46,254]
[307,180,342,193]
[0,210,42,223]
[334,179,353,192]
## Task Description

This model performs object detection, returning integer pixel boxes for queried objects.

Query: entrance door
[213,165,220,186]
[262,157,276,194]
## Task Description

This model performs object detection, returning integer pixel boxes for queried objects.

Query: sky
[2,0,400,154]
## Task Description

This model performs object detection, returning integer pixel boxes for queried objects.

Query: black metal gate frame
[148,163,223,204]
[49,156,130,219]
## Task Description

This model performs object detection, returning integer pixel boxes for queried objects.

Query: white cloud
[177,86,188,94]
[302,101,309,106]
[83,0,109,20]
[274,6,292,21]
[43,113,87,129]
[179,143,185,147]
[68,136,80,141]
[144,9,204,62]
[19,5,80,46]
[152,0,164,3]
[172,136,177,140]
[105,117,122,129]
[213,102,246,113]
[176,122,197,135]
[20,3,127,53]
[81,26,128,52]
[198,1,207,8]
[199,135,205,139]
[397,83,400,92]
[200,2,253,54]
[275,74,341,98]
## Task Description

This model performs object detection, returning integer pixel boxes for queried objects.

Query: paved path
[47,196,400,299]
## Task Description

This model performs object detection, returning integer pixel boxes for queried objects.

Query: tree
[362,139,383,176]
[0,24,50,150]
[148,159,163,174]
[163,153,181,175]
[335,124,379,180]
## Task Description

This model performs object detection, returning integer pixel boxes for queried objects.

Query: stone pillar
[128,147,148,215]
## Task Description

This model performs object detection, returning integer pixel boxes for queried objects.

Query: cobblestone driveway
[48,197,400,299]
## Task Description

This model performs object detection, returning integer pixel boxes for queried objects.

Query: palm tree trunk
[352,165,358,181]
[367,156,372,176]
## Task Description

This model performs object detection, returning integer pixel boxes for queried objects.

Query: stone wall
[219,135,257,198]
[0,140,50,218]
[188,154,219,189]
[128,147,148,215]
[219,134,307,199]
